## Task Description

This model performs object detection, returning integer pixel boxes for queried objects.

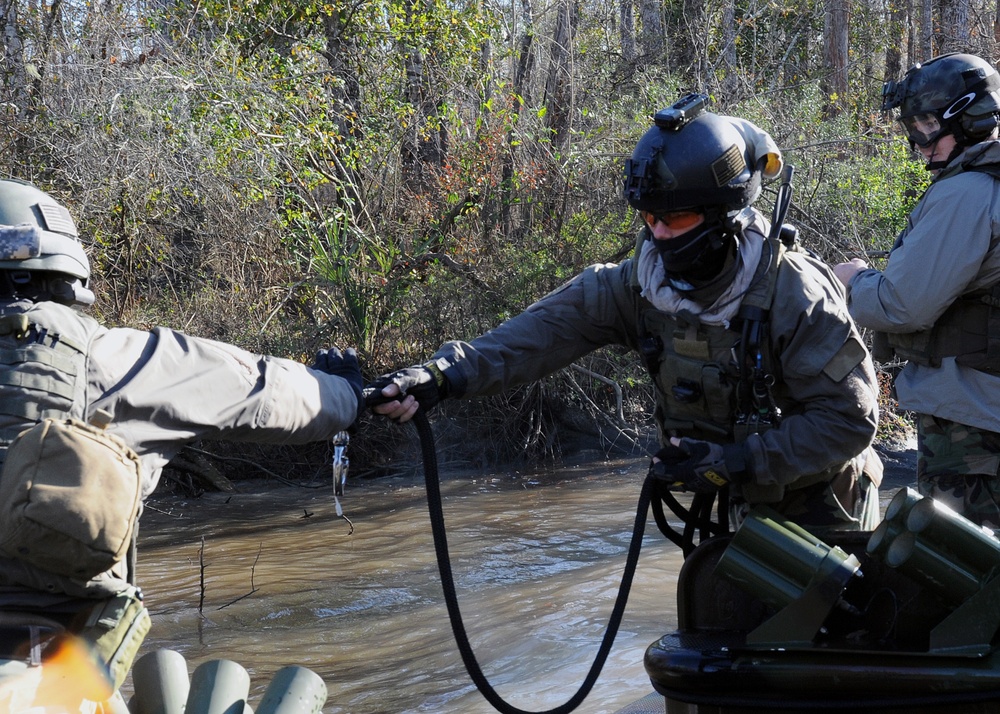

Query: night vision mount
[653,93,709,131]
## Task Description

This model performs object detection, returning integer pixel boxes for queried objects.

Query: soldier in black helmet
[835,53,1000,527]
[0,178,364,708]
[372,95,883,534]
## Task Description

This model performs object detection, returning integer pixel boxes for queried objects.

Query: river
[128,445,915,714]
[128,457,684,714]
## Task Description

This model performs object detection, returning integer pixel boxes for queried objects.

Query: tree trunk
[720,0,738,97]
[920,0,933,59]
[673,0,707,86]
[884,0,908,87]
[637,0,664,65]
[0,0,30,118]
[400,0,447,196]
[938,0,969,53]
[544,0,575,150]
[822,0,850,117]
[619,0,636,66]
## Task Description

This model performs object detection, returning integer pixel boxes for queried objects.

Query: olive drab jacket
[0,298,360,606]
[429,214,882,526]
[846,139,1000,435]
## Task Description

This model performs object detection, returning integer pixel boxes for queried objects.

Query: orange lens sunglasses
[640,210,703,232]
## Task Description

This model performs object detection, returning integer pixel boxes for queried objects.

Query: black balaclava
[651,221,740,305]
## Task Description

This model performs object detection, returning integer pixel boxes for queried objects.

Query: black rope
[411,408,655,714]
[650,485,729,557]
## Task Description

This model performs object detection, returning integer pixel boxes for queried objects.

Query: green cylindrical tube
[885,487,923,524]
[256,666,328,714]
[131,649,191,714]
[730,510,832,590]
[867,518,906,559]
[185,659,251,714]
[716,544,809,608]
[906,497,1000,576]
[885,530,982,603]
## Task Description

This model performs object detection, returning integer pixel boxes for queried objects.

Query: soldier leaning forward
[372,97,883,535]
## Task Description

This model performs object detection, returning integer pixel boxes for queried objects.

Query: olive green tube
[256,666,328,714]
[884,486,923,524]
[885,530,982,603]
[185,659,251,714]
[867,518,905,559]
[730,509,831,589]
[906,497,1000,575]
[716,546,806,608]
[131,649,191,714]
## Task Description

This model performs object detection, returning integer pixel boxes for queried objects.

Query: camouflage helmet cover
[883,53,1000,143]
[0,179,90,283]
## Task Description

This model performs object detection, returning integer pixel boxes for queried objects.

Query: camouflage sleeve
[433,261,642,398]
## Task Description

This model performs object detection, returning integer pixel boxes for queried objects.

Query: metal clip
[332,431,350,498]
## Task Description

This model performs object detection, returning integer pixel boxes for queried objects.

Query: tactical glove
[367,361,449,413]
[649,438,746,494]
[312,347,364,417]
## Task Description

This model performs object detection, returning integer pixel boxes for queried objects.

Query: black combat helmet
[0,179,93,305]
[883,53,1000,148]
[623,94,764,226]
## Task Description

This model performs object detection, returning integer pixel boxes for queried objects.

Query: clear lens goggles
[899,112,945,148]
[640,210,704,232]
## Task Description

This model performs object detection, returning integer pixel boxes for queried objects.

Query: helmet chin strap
[924,132,964,172]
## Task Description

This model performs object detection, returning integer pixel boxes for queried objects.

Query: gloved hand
[367,362,448,414]
[648,438,745,494]
[312,347,364,417]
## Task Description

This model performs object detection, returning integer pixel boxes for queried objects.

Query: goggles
[640,210,704,233]
[899,112,946,148]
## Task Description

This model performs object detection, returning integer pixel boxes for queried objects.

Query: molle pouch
[78,586,150,690]
[660,353,734,426]
[0,416,142,580]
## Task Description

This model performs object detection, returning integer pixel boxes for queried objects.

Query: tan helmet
[0,179,93,305]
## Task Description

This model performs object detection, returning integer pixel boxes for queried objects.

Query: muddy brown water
[127,448,916,714]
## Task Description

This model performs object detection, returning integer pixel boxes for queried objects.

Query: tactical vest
[634,230,835,502]
[635,231,780,442]
[884,161,1000,372]
[0,300,133,599]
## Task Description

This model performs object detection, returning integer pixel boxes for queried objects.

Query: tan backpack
[0,414,142,579]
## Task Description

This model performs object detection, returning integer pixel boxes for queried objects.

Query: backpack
[0,413,142,580]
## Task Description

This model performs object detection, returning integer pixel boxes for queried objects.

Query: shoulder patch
[821,336,867,383]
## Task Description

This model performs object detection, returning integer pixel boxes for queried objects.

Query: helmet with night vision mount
[882,53,1000,150]
[623,93,767,231]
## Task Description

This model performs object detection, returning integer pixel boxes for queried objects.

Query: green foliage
[0,0,953,469]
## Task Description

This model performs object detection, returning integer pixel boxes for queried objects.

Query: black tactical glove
[312,347,364,416]
[648,438,746,494]
[366,361,449,413]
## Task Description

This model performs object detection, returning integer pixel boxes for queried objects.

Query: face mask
[652,222,733,283]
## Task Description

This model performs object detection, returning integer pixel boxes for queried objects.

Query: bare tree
[637,0,664,65]
[0,0,30,117]
[673,0,708,86]
[939,0,971,53]
[885,0,909,85]
[822,0,850,116]
[619,0,636,66]
[400,0,447,196]
[920,0,933,59]
[544,0,576,149]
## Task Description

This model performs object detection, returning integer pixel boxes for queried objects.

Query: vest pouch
[77,586,150,690]
[0,418,142,580]
[659,355,734,426]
